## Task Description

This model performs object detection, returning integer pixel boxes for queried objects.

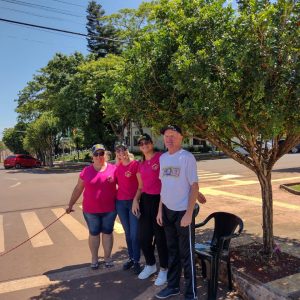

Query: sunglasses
[138,140,151,146]
[93,151,105,157]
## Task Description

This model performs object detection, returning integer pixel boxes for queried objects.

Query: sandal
[90,262,99,270]
[105,260,114,268]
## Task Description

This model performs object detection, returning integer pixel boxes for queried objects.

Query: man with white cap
[156,125,199,300]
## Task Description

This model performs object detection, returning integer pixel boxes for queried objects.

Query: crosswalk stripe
[197,172,220,175]
[21,212,53,248]
[0,215,4,253]
[114,220,124,234]
[52,208,88,240]
[199,174,222,178]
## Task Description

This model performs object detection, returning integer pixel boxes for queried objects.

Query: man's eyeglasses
[93,151,105,157]
[138,140,151,146]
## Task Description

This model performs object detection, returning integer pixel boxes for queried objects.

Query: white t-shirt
[159,149,198,211]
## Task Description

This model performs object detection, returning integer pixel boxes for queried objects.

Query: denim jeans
[116,200,140,262]
[83,211,117,235]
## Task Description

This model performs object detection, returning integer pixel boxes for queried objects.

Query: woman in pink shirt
[114,143,141,274]
[132,134,168,286]
[66,144,117,270]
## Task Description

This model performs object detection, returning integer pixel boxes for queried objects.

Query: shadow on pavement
[3,163,88,175]
[273,167,300,173]
[30,268,153,300]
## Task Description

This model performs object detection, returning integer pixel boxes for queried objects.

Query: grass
[289,184,300,192]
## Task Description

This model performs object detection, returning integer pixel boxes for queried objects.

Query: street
[0,153,299,298]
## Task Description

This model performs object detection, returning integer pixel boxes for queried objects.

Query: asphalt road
[0,153,299,286]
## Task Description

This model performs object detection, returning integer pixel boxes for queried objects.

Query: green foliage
[103,2,156,44]
[86,1,121,57]
[0,141,5,151]
[2,124,27,154]
[60,54,124,147]
[113,0,300,168]
[23,112,59,165]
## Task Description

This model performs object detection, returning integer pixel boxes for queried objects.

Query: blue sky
[0,0,145,139]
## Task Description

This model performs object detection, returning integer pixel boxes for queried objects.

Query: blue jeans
[83,211,117,235]
[116,200,140,262]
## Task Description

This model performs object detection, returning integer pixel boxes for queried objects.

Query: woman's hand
[66,206,74,214]
[156,209,163,226]
[132,199,140,216]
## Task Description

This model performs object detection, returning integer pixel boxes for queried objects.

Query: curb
[280,183,300,195]
[217,255,300,300]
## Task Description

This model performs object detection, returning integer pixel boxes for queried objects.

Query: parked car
[4,154,41,169]
[235,140,300,156]
[290,144,300,153]
[278,140,300,153]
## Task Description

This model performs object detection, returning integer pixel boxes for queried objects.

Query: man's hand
[180,212,192,227]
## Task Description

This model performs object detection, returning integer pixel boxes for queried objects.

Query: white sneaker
[154,269,168,286]
[138,264,157,279]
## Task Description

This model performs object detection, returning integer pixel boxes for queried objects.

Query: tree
[60,54,125,148]
[86,1,121,57]
[109,0,300,255]
[2,123,28,154]
[23,112,59,166]
[0,141,5,151]
[71,128,84,160]
[103,2,155,45]
[16,52,86,148]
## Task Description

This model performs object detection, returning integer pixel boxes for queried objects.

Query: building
[124,123,210,152]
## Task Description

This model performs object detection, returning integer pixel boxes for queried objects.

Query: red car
[4,154,42,169]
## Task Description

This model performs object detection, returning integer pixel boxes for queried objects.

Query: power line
[0,17,125,42]
[0,5,85,24]
[0,0,82,17]
[46,0,85,8]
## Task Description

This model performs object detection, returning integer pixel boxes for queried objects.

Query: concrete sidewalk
[0,260,241,300]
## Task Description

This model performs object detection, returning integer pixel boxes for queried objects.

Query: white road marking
[0,275,59,294]
[9,182,21,188]
[199,174,222,178]
[0,215,4,253]
[52,208,88,240]
[219,174,242,180]
[21,212,53,247]
[197,172,220,176]
[0,262,123,294]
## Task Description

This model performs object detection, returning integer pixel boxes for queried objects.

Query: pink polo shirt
[80,163,117,213]
[138,152,162,195]
[115,160,139,200]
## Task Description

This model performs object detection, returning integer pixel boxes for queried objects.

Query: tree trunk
[257,171,274,255]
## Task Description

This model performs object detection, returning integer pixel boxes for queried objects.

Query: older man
[156,125,199,300]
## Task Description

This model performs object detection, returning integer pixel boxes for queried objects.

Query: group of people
[66,125,206,300]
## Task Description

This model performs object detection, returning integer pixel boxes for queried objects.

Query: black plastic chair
[195,212,244,300]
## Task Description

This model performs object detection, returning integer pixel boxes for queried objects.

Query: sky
[0,0,145,139]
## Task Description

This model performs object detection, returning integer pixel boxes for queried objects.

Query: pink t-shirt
[115,160,139,200]
[138,152,162,195]
[80,163,117,213]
